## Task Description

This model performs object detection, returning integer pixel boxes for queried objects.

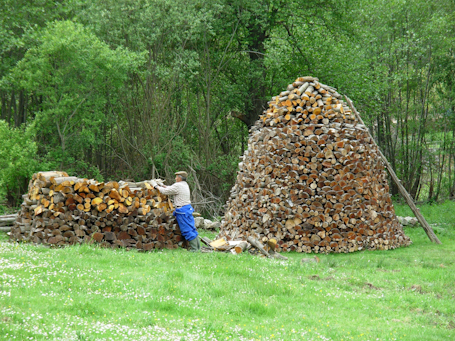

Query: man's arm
[155,182,180,196]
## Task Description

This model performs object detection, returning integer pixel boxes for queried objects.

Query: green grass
[1,206,455,340]
[394,200,455,236]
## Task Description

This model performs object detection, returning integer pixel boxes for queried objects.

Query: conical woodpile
[10,171,184,250]
[219,76,411,253]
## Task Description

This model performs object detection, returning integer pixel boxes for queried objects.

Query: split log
[234,241,248,254]
[267,239,288,260]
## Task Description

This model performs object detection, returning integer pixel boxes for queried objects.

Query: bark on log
[0,214,18,226]
[201,236,214,249]
[247,236,271,258]
[234,241,248,254]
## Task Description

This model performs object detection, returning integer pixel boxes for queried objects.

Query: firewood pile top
[10,171,184,250]
[219,76,411,253]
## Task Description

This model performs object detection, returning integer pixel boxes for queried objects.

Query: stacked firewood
[219,76,411,253]
[0,214,17,232]
[0,214,17,227]
[9,171,184,250]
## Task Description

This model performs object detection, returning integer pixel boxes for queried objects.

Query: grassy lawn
[394,200,455,231]
[1,203,454,340]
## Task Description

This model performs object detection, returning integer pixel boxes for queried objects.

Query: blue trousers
[173,204,198,242]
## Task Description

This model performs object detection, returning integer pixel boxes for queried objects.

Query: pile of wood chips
[219,76,411,253]
[9,171,185,250]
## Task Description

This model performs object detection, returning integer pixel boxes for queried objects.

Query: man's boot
[189,237,201,252]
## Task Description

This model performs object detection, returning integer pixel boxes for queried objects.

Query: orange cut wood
[89,184,100,192]
[91,197,103,206]
[109,190,122,201]
[118,204,128,214]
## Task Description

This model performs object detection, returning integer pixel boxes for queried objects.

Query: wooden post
[345,96,441,244]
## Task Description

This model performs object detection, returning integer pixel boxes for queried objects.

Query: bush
[0,120,38,206]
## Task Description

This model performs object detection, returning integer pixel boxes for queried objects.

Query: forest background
[1,0,454,217]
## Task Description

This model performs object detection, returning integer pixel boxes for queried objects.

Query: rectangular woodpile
[218,76,411,253]
[10,171,184,250]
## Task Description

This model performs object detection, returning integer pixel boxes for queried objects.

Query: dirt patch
[375,268,401,273]
[307,275,335,281]
[408,284,423,293]
[364,282,381,290]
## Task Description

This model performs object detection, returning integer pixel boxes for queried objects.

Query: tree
[348,0,455,200]
[4,20,141,179]
[0,121,38,206]
[0,0,76,126]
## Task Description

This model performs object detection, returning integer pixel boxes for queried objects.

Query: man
[151,171,200,252]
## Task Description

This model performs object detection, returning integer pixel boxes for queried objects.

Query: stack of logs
[0,214,17,232]
[219,76,411,253]
[9,171,184,250]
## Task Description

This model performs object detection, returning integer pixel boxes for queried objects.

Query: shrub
[0,121,38,206]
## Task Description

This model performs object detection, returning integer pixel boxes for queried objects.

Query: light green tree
[5,20,143,178]
[0,121,38,205]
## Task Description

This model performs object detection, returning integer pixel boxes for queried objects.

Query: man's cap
[175,171,188,178]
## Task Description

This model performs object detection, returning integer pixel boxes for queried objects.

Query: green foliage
[1,0,455,209]
[0,0,76,77]
[341,0,455,200]
[77,0,205,79]
[150,135,194,179]
[5,20,143,179]
[394,200,455,228]
[0,121,38,205]
[206,153,239,194]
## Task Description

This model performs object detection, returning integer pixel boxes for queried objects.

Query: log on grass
[234,241,248,254]
[201,236,214,248]
[247,236,271,258]
[266,239,288,260]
